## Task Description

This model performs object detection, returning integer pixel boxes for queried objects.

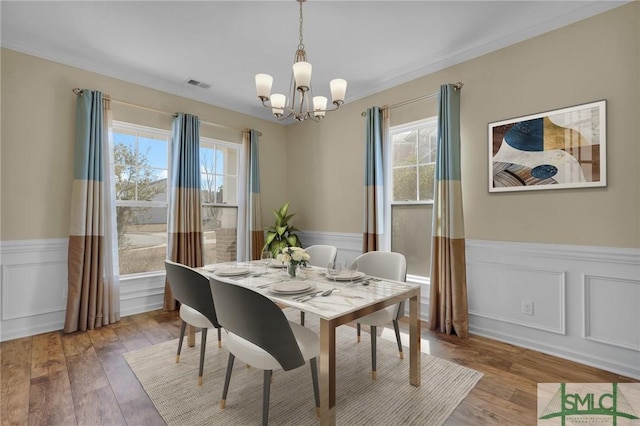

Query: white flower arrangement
[277,246,310,267]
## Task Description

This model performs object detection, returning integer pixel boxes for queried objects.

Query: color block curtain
[163,113,203,311]
[429,84,469,337]
[363,106,388,252]
[243,129,264,260]
[65,90,120,332]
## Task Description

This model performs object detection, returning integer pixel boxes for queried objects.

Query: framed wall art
[489,100,606,192]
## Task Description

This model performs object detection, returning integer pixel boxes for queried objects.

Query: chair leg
[357,323,361,343]
[392,319,404,359]
[198,328,208,386]
[217,327,222,348]
[176,321,187,363]
[300,311,305,326]
[310,357,320,417]
[221,353,235,409]
[262,370,272,426]
[370,325,377,380]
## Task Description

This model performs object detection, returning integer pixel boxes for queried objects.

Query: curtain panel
[428,84,469,337]
[164,113,203,311]
[363,106,387,252]
[65,90,120,332]
[245,129,264,260]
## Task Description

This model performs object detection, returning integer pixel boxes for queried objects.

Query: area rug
[124,311,483,425]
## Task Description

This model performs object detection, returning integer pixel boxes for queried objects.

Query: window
[112,122,170,275]
[200,138,240,265]
[111,123,242,276]
[386,117,437,278]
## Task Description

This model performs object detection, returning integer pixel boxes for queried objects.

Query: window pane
[393,166,417,201]
[201,172,223,203]
[392,130,416,167]
[418,163,436,201]
[117,206,167,275]
[219,176,237,204]
[138,136,168,169]
[391,205,432,277]
[202,206,238,264]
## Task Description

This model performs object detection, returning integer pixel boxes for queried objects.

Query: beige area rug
[124,311,483,426]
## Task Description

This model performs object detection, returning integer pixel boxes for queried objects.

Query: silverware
[295,291,323,302]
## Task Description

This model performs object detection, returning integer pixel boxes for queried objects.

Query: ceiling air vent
[185,78,211,89]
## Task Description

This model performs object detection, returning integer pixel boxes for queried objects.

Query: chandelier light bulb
[313,96,328,118]
[330,79,347,105]
[270,93,286,117]
[255,74,273,100]
[292,62,312,92]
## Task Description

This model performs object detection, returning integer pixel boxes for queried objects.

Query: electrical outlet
[522,299,534,315]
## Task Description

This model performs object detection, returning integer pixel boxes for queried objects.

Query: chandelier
[255,0,347,123]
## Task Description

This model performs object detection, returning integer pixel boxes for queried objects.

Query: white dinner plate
[271,282,313,294]
[269,262,287,269]
[326,271,366,281]
[215,267,250,277]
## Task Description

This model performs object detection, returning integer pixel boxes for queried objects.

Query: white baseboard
[2,236,638,379]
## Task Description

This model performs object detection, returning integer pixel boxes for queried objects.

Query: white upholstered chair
[299,245,338,325]
[210,278,320,426]
[304,245,337,268]
[351,251,407,380]
[164,260,222,386]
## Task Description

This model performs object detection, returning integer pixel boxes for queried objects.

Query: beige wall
[0,49,288,241]
[2,3,638,249]
[286,2,640,249]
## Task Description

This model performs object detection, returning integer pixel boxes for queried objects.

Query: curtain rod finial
[453,82,464,91]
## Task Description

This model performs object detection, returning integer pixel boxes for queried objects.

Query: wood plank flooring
[1,310,637,425]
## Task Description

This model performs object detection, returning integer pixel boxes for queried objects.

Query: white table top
[199,261,419,321]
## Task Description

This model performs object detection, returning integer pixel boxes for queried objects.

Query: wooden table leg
[187,325,196,347]
[409,292,421,386]
[319,319,336,426]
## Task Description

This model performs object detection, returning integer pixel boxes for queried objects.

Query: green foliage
[114,144,165,249]
[263,201,302,257]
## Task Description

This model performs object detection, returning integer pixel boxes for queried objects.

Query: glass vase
[287,262,298,278]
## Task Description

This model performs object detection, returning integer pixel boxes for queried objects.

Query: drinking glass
[347,259,359,284]
[260,250,273,272]
[327,261,342,289]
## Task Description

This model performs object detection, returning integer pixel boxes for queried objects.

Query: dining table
[199,260,421,426]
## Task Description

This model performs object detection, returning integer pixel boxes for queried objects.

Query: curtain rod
[360,82,463,117]
[72,88,261,136]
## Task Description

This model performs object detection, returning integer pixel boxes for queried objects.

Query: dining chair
[164,260,222,386]
[351,251,407,380]
[304,244,338,268]
[210,277,320,426]
[299,244,338,325]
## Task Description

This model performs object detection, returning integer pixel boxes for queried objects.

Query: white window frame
[384,117,437,282]
[199,137,244,261]
[112,121,172,278]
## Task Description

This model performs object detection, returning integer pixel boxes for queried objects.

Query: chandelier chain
[298,0,304,50]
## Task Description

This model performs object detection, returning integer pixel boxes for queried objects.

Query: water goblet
[347,260,359,285]
[327,261,342,289]
[260,250,273,272]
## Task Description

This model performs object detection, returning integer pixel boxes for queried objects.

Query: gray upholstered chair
[164,260,222,386]
[210,278,320,426]
[351,251,407,380]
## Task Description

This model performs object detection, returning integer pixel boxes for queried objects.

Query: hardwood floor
[1,310,637,425]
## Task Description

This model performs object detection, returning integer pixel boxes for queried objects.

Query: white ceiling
[1,1,629,123]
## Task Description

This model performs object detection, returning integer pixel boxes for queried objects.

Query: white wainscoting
[0,239,165,342]
[2,236,639,379]
[466,239,640,379]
